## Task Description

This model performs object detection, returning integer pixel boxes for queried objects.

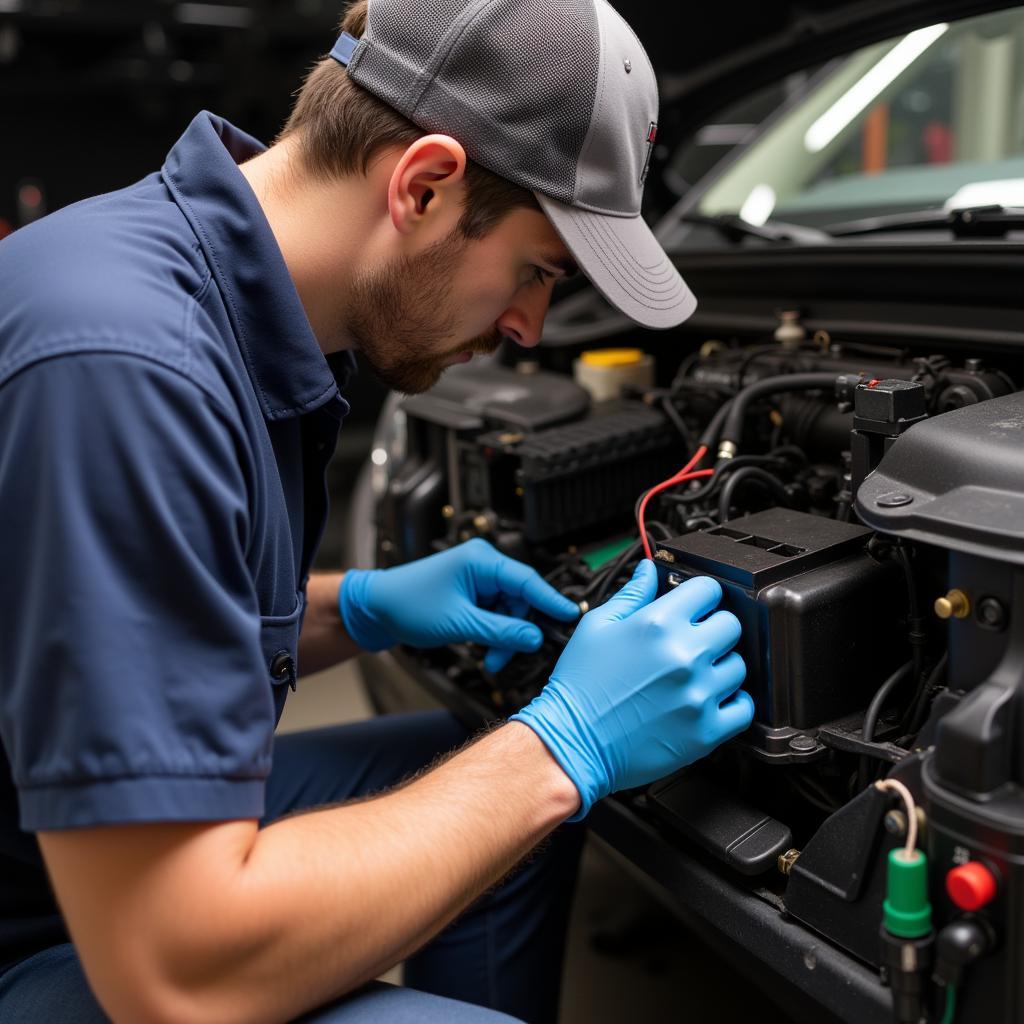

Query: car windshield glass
[689,8,1024,231]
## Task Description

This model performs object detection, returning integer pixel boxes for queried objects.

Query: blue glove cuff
[511,687,608,823]
[338,570,395,653]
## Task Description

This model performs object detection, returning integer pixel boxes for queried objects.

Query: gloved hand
[511,560,754,820]
[339,538,580,672]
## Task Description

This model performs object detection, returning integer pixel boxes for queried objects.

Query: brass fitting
[778,848,801,876]
[935,589,970,620]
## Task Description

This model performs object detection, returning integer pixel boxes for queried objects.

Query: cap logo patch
[640,121,657,185]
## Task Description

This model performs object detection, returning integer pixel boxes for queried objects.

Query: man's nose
[495,286,553,349]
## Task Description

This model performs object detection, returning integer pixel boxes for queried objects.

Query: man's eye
[531,266,553,286]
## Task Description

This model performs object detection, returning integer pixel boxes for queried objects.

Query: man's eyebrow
[540,252,580,278]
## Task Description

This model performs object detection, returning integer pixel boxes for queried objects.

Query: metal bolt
[442,505,455,519]
[497,432,524,445]
[884,810,908,837]
[789,734,817,753]
[578,600,590,615]
[977,596,1007,631]
[965,358,983,372]
[778,848,801,875]
[935,589,971,620]
[473,515,491,533]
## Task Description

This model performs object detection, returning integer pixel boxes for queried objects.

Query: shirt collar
[161,111,355,421]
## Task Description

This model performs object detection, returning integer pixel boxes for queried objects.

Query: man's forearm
[42,723,578,1024]
[297,571,362,673]
[229,722,578,1018]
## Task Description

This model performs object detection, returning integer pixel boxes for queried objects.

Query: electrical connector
[876,780,934,1024]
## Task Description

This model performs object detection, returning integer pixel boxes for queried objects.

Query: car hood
[620,0,1020,133]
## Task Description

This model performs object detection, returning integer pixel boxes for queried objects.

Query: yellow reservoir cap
[580,348,644,368]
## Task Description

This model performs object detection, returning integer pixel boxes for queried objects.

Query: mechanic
[0,1,753,1022]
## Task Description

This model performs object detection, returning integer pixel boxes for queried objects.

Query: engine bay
[371,318,1024,1022]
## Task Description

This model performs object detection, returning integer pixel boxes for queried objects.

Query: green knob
[884,848,932,938]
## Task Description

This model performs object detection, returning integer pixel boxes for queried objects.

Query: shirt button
[270,650,296,691]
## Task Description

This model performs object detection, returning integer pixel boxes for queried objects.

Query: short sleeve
[0,353,274,831]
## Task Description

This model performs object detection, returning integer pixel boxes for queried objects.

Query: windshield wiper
[825,205,1024,238]
[676,213,832,245]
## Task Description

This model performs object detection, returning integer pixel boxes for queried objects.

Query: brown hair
[278,0,539,239]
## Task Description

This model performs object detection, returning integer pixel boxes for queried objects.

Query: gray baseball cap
[328,0,697,330]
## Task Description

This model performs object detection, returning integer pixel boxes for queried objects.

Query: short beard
[346,228,502,395]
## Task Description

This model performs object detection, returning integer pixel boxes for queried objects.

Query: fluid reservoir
[573,348,653,402]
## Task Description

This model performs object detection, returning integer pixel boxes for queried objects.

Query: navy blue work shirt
[0,111,354,971]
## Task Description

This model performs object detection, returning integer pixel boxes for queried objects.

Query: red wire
[637,445,713,560]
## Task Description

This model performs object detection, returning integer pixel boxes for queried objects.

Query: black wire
[902,651,949,738]
[733,345,787,388]
[717,466,791,522]
[586,522,672,606]
[766,444,809,466]
[670,351,703,391]
[895,544,926,687]
[589,538,644,605]
[859,659,914,789]
[863,660,914,744]
[660,396,693,451]
[662,455,788,506]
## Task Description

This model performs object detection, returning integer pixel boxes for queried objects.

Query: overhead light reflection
[804,24,949,153]
[740,184,777,226]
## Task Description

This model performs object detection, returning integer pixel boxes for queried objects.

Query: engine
[372,329,1024,1022]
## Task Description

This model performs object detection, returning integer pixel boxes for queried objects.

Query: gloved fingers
[502,595,530,622]
[599,559,658,622]
[696,609,742,661]
[710,650,747,700]
[483,647,516,674]
[460,608,545,653]
[662,574,723,624]
[491,556,580,622]
[716,688,756,739]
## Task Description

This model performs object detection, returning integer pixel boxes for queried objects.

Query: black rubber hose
[717,372,839,455]
[717,466,791,522]
[697,399,734,454]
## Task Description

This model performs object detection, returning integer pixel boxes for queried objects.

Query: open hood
[618,0,1021,134]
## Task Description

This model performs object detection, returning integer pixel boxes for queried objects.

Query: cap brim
[535,193,697,330]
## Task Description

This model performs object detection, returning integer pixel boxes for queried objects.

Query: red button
[946,862,997,911]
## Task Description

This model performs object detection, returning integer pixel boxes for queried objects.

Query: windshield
[690,7,1024,229]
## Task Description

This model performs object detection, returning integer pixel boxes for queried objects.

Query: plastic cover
[856,392,1024,563]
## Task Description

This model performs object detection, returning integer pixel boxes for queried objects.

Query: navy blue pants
[0,711,584,1023]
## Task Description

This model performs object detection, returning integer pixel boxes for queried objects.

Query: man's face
[346,208,576,394]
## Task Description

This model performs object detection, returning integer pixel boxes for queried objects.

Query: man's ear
[387,135,467,236]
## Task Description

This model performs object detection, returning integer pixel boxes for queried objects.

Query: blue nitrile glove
[511,560,754,820]
[339,538,580,672]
